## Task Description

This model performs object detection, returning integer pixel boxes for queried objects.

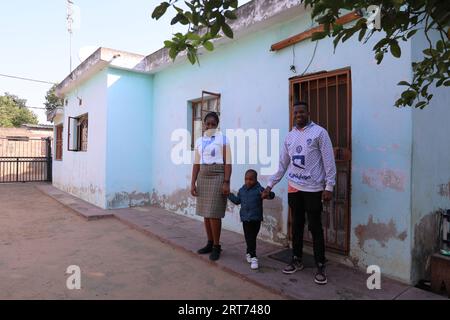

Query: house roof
[20,124,54,130]
[55,0,306,97]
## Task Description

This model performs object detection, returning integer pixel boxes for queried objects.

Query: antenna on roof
[66,0,81,73]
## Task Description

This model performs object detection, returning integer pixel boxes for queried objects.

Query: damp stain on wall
[411,210,441,283]
[354,215,408,248]
[362,168,406,192]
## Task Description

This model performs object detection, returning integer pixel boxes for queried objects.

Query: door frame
[288,67,352,255]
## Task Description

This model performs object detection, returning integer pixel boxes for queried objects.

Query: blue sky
[0,0,249,124]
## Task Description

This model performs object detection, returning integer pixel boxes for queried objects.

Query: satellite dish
[78,46,98,62]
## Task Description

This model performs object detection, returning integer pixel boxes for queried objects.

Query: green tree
[152,0,450,109]
[0,93,39,128]
[44,84,64,113]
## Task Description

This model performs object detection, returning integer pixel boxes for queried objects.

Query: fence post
[16,157,19,182]
[46,138,52,182]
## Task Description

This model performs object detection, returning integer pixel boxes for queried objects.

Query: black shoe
[314,263,327,285]
[209,245,222,261]
[282,256,304,274]
[197,241,213,254]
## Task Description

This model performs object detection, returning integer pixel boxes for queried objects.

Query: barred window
[55,125,63,160]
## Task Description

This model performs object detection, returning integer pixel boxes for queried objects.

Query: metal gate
[289,68,352,254]
[0,137,52,183]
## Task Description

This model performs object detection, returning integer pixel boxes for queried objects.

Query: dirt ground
[0,183,284,300]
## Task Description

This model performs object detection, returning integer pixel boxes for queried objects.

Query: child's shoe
[250,257,259,270]
[246,253,252,263]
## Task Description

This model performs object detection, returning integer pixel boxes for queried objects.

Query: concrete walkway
[36,184,446,300]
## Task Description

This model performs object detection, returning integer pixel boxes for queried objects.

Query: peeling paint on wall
[438,181,450,199]
[261,196,286,245]
[150,187,287,245]
[354,215,408,248]
[411,210,441,283]
[107,191,151,209]
[150,188,197,216]
[362,168,406,192]
[54,182,105,209]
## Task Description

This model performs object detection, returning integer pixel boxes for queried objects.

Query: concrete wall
[411,29,450,284]
[105,68,154,209]
[150,12,415,282]
[52,70,108,208]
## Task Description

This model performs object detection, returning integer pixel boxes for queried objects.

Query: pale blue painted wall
[105,68,153,208]
[411,29,450,283]
[150,12,415,282]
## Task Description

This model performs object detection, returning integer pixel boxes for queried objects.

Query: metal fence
[0,137,52,183]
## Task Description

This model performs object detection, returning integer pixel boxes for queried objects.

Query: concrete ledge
[35,184,114,221]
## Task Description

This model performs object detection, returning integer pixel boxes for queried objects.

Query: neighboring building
[49,0,450,285]
[0,124,53,157]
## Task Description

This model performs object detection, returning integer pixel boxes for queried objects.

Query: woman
[191,112,232,261]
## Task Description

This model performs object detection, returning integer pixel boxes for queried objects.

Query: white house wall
[52,70,108,208]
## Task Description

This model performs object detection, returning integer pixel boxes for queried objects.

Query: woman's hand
[191,183,198,197]
[222,181,230,196]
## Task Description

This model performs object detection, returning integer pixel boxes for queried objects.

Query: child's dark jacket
[228,182,275,222]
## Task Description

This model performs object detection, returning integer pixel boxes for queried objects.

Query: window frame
[190,91,221,150]
[67,113,88,152]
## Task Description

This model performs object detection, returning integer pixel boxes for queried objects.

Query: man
[262,101,336,285]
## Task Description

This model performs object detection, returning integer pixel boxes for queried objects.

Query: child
[228,169,275,270]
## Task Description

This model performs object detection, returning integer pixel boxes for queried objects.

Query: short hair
[204,112,220,124]
[293,101,308,111]
[245,169,258,179]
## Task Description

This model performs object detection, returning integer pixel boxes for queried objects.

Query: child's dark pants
[288,190,326,265]
[243,220,261,258]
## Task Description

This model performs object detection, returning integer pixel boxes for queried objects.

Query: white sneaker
[246,253,252,263]
[250,257,259,270]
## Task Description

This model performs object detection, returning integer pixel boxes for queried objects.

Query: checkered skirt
[196,164,227,218]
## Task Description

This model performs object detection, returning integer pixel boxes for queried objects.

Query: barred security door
[289,68,352,254]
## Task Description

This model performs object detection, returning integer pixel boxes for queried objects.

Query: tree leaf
[187,51,197,64]
[390,40,401,58]
[407,29,417,39]
[222,23,234,38]
[169,47,178,60]
[358,27,366,42]
[311,31,328,41]
[203,41,214,51]
[151,2,170,20]
[375,52,384,64]
[224,10,237,20]
[210,22,221,37]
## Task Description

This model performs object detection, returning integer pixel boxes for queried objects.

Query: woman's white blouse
[195,133,229,165]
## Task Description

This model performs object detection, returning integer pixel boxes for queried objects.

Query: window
[68,113,88,152]
[190,92,221,149]
[55,125,63,160]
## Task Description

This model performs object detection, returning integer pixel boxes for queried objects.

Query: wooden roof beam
[270,11,362,52]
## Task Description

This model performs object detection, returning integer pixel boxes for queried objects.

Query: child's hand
[191,184,198,197]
